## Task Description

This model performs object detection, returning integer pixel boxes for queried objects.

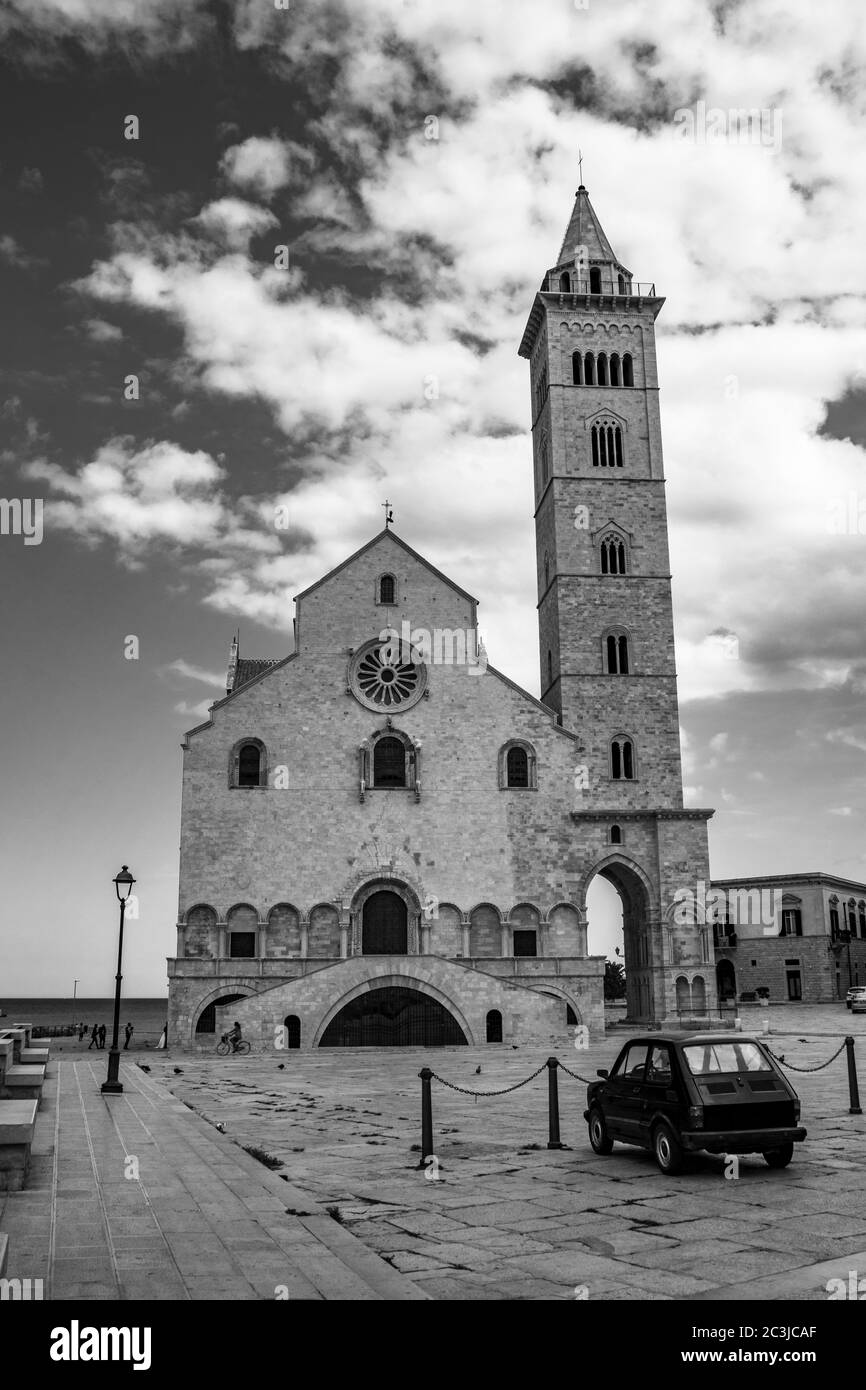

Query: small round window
[349,638,427,711]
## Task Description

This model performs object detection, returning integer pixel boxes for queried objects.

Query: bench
[7,1024,49,1065]
[0,1041,45,1102]
[0,1100,38,1191]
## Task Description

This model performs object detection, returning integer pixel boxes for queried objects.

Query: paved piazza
[153,1005,866,1300]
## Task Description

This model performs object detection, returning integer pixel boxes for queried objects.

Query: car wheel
[653,1121,684,1175]
[588,1107,614,1155]
[763,1143,794,1168]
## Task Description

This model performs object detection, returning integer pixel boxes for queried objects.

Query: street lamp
[102,865,135,1095]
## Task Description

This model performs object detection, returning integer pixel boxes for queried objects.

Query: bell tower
[519,184,685,811]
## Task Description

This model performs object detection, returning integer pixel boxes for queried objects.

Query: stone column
[461,923,471,958]
[339,922,348,959]
[257,921,266,959]
[217,922,226,959]
[420,920,430,954]
[300,919,309,960]
[500,923,511,958]
[176,923,186,957]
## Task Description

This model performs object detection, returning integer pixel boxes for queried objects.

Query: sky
[1,0,865,997]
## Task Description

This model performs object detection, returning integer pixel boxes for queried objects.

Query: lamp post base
[101,1049,123,1094]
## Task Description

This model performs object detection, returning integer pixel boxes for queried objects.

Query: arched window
[622,353,634,387]
[237,741,263,787]
[675,976,690,1013]
[500,742,536,790]
[617,273,625,295]
[859,902,866,937]
[589,267,601,294]
[378,573,396,605]
[611,736,635,780]
[559,271,571,292]
[830,901,840,936]
[609,353,620,386]
[583,352,595,386]
[506,746,529,787]
[539,428,549,485]
[596,352,608,386]
[848,899,858,935]
[600,534,626,575]
[609,824,622,845]
[486,1010,503,1043]
[591,421,624,468]
[691,976,706,1012]
[572,351,582,385]
[543,551,550,589]
[373,736,406,788]
[283,1015,301,1049]
[605,632,630,674]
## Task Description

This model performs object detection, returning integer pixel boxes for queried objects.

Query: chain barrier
[767,1040,847,1073]
[556,1059,595,1085]
[427,1061,548,1098]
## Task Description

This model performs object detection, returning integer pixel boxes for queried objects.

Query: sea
[0,998,168,1045]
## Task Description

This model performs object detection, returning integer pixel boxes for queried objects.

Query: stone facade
[168,186,715,1049]
[710,873,866,1005]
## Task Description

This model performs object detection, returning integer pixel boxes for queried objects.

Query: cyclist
[222,1020,243,1054]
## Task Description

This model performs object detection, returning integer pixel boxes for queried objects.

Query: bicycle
[216,1038,251,1056]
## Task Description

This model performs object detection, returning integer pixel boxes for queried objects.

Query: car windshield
[682,1042,771,1076]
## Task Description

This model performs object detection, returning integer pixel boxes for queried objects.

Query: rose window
[349,639,427,711]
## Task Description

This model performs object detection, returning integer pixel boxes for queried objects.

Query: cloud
[18,166,43,193]
[82,317,122,342]
[165,658,226,686]
[220,137,300,199]
[0,234,44,270]
[192,198,277,251]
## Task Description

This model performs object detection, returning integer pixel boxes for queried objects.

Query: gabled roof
[556,184,625,269]
[233,657,280,691]
[294,528,478,607]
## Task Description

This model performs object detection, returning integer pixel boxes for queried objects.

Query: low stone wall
[171,954,605,1052]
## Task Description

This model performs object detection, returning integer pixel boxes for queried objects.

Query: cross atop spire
[577,148,584,185]
[382,499,394,529]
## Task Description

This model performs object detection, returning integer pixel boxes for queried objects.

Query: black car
[584,1032,807,1175]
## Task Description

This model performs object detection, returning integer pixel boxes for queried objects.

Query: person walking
[78,1023,87,1042]
[88,1023,98,1050]
[98,1023,107,1050]
[124,1022,134,1050]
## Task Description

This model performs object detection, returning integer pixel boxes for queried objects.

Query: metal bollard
[845,1036,862,1116]
[546,1056,565,1150]
[419,1066,434,1167]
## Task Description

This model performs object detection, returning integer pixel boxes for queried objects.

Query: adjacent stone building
[710,873,866,1005]
[167,185,717,1050]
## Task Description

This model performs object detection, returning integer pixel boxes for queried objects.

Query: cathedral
[167,186,717,1051]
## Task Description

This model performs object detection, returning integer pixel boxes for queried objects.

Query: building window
[373,736,407,788]
[611,736,635,780]
[830,904,840,936]
[232,739,266,788]
[609,353,620,386]
[589,267,601,294]
[618,273,625,295]
[600,534,627,575]
[559,271,571,292]
[513,930,537,957]
[544,551,550,589]
[547,650,553,689]
[583,352,595,386]
[377,573,396,605]
[592,420,624,468]
[597,352,608,386]
[283,1015,301,1049]
[501,742,537,790]
[780,909,803,937]
[534,365,549,417]
[229,932,256,959]
[605,631,630,674]
[859,903,866,937]
[506,746,529,787]
[622,353,634,387]
[486,1009,503,1043]
[572,351,582,385]
[609,824,622,844]
[539,428,549,485]
[848,900,858,935]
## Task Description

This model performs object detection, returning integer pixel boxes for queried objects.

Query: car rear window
[682,1042,771,1076]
